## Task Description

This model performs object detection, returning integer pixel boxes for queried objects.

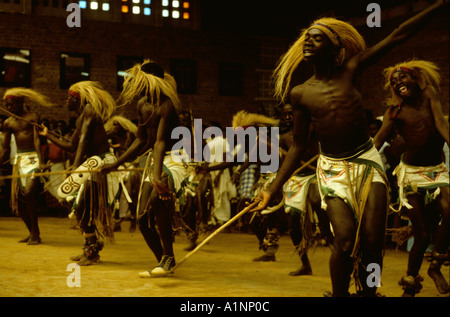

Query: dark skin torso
[73,109,110,160]
[375,85,447,166]
[4,114,38,150]
[392,100,444,166]
[105,95,180,198]
[41,101,110,168]
[0,99,43,166]
[291,74,369,155]
[137,96,180,153]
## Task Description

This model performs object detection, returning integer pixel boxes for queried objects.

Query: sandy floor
[0,216,448,300]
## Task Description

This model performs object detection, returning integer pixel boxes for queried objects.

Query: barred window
[162,0,190,20]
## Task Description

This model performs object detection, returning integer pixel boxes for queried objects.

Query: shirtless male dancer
[374,60,449,296]
[102,60,187,277]
[0,88,51,245]
[39,81,117,265]
[254,0,448,297]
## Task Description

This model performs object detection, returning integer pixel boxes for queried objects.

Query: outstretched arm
[355,0,447,72]
[427,87,450,145]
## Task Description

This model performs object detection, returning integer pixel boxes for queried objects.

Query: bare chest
[300,81,362,118]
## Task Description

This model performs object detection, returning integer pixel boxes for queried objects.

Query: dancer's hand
[250,190,272,212]
[153,179,172,200]
[38,124,48,137]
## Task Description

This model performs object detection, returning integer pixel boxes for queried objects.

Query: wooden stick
[0,167,147,180]
[174,199,260,270]
[0,107,71,142]
[292,154,319,175]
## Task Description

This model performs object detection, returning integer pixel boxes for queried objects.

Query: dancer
[253,0,447,296]
[104,115,140,232]
[374,60,449,296]
[39,81,117,265]
[102,60,188,277]
[231,110,285,262]
[179,111,213,251]
[0,88,51,244]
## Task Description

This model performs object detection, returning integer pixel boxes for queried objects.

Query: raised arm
[426,86,450,145]
[355,0,447,72]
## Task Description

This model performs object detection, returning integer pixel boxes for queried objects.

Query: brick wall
[0,11,260,127]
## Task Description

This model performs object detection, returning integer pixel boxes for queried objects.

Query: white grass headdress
[104,115,138,136]
[68,81,116,122]
[273,17,366,102]
[118,59,181,112]
[3,87,53,107]
[383,59,441,106]
[232,110,279,129]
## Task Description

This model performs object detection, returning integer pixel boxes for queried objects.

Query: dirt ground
[0,216,448,301]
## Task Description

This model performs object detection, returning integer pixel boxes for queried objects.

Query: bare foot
[428,264,449,294]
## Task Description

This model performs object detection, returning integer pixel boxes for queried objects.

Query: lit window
[172,0,179,8]
[132,0,139,3]
[183,1,189,9]
[132,6,140,14]
[144,7,151,15]
[102,3,110,11]
[90,1,98,10]
[143,0,150,4]
[79,0,87,8]
[183,12,189,19]
[172,10,179,18]
[162,0,168,6]
[122,4,129,12]
[162,9,169,16]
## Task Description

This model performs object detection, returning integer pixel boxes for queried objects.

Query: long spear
[0,106,71,142]
[0,167,147,180]
[174,199,260,270]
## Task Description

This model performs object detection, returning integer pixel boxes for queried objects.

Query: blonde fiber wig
[383,59,441,106]
[104,115,138,136]
[273,17,366,101]
[3,87,53,107]
[69,81,116,122]
[232,110,279,129]
[118,59,181,112]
